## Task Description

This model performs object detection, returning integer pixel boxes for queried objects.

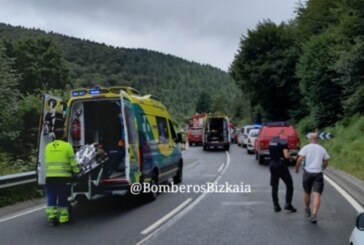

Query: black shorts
[303,171,324,194]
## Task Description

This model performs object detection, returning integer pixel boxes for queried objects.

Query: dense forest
[0,23,245,174]
[230,0,364,180]
[230,0,364,130]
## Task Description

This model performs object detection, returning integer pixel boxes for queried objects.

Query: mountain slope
[0,23,239,121]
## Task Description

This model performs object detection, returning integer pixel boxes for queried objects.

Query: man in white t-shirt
[295,133,329,224]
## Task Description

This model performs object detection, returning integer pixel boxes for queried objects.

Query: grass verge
[296,114,364,180]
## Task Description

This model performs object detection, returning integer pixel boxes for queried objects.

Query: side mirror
[356,213,364,231]
[176,132,183,143]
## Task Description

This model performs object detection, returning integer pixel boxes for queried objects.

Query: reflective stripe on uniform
[45,206,58,220]
[58,207,69,223]
[45,140,79,177]
[46,162,71,167]
[46,169,72,177]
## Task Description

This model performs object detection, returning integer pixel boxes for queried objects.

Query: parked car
[246,128,259,154]
[188,127,203,146]
[241,125,261,147]
[350,212,364,245]
[255,122,300,165]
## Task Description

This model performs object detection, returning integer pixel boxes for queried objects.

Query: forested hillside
[0,23,244,174]
[0,23,240,120]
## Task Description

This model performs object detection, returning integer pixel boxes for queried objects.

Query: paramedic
[269,133,297,213]
[44,128,79,225]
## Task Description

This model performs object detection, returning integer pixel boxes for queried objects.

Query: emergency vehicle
[37,86,183,202]
[202,115,230,151]
[187,113,206,146]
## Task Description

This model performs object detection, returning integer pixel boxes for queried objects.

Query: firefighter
[268,131,297,213]
[44,128,79,226]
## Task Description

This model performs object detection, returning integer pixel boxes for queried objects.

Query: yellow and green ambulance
[37,86,183,201]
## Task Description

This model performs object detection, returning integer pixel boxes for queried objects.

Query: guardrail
[0,171,37,189]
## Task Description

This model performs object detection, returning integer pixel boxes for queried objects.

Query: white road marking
[136,151,231,245]
[217,163,224,172]
[141,198,192,235]
[324,174,364,213]
[0,205,46,223]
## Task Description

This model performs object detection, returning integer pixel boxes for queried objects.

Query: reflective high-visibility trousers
[45,181,70,223]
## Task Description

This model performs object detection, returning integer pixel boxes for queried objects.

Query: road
[0,145,358,245]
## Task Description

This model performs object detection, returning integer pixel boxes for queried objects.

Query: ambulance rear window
[156,117,169,144]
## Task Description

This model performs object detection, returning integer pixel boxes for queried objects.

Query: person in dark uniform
[269,133,297,212]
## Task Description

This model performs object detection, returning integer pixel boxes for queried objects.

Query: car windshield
[249,130,259,137]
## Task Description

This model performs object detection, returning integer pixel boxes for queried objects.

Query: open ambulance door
[120,92,140,184]
[36,94,67,185]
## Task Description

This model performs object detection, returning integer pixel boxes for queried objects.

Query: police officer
[269,132,297,212]
[45,128,80,225]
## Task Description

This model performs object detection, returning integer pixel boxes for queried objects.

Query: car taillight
[248,138,251,144]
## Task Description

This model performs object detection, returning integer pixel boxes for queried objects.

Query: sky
[0,0,299,71]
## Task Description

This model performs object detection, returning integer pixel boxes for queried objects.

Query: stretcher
[68,144,109,202]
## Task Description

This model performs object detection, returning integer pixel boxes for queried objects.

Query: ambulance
[37,86,183,201]
[202,115,230,151]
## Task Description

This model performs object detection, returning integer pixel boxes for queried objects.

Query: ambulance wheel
[173,161,183,184]
[76,195,89,206]
[143,173,158,202]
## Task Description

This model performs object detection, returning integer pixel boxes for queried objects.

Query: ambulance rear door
[36,94,67,185]
[120,92,140,184]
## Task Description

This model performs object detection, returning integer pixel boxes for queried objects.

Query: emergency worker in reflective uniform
[45,128,79,225]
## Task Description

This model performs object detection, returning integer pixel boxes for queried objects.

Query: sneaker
[284,203,297,213]
[305,208,311,217]
[310,215,317,224]
[274,205,282,212]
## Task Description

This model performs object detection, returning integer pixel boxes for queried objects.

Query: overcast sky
[0,0,299,71]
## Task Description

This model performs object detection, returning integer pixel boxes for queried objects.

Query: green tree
[195,91,212,113]
[296,32,343,128]
[230,20,301,121]
[5,37,70,94]
[294,0,341,40]
[330,0,364,116]
[0,45,21,150]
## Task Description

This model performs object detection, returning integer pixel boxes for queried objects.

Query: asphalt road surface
[0,145,358,245]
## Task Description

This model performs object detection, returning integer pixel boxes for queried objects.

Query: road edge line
[324,174,364,213]
[0,205,46,223]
